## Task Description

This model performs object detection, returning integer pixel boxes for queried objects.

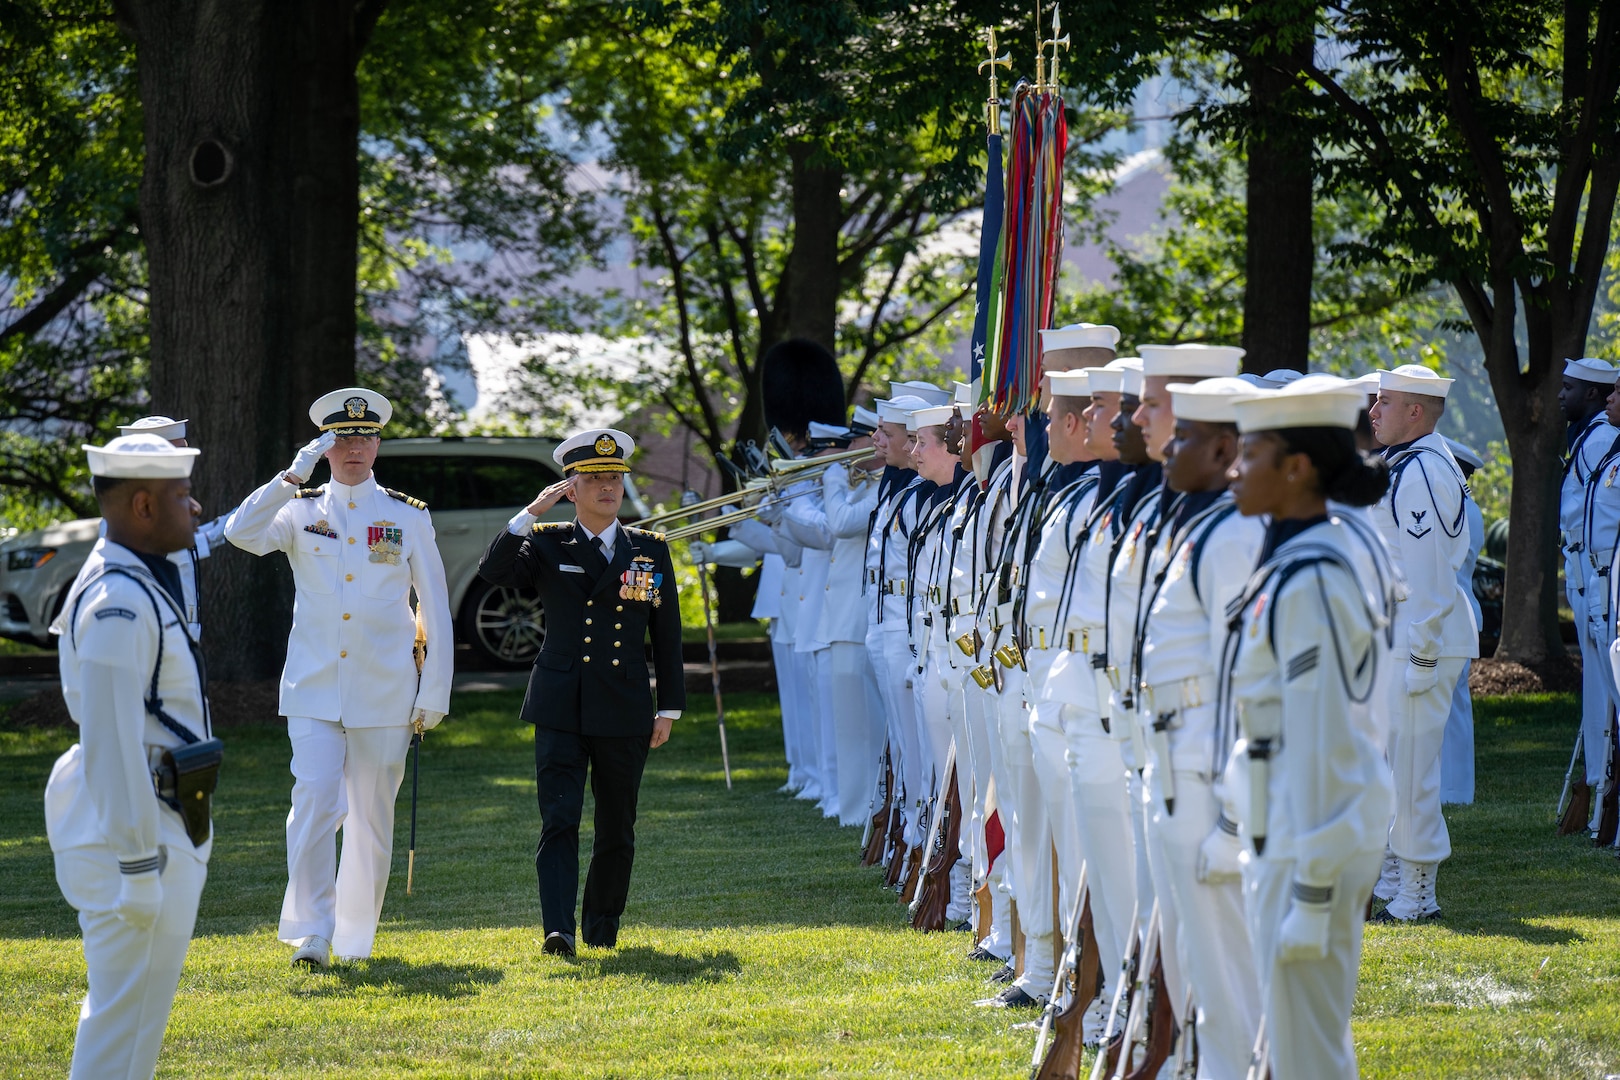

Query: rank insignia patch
[367,521,403,564]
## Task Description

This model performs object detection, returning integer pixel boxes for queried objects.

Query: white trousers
[879,626,928,847]
[1143,771,1260,1080]
[772,638,809,790]
[1386,659,1465,864]
[280,717,412,958]
[1029,698,1082,941]
[1440,660,1475,805]
[997,668,1054,991]
[1580,619,1614,796]
[1069,720,1136,999]
[793,648,828,806]
[982,851,1015,960]
[55,844,207,1080]
[829,642,886,826]
[1244,850,1381,1080]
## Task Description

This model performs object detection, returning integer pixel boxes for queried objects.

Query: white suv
[0,436,641,670]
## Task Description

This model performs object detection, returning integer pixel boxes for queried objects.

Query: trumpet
[634,478,774,529]
[633,445,879,528]
[659,487,816,541]
[768,444,876,475]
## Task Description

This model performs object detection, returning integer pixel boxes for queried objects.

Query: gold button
[345,573,353,582]
[612,659,620,666]
[614,641,621,648]
[587,600,594,607]
[585,618,592,625]
[348,537,355,545]
[343,613,351,620]
[314,546,320,552]
[584,655,591,662]
[584,637,592,644]
[615,623,622,630]
[340,650,348,658]
[616,605,624,612]
[348,501,356,509]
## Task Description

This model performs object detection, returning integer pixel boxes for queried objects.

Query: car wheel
[460,580,545,670]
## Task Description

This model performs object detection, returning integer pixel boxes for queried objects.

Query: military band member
[477,428,682,956]
[1135,377,1264,1079]
[46,434,213,1080]
[225,388,453,966]
[1558,357,1620,829]
[1367,366,1477,921]
[1224,375,1396,1080]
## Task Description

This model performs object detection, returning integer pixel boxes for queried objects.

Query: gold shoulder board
[295,486,326,499]
[383,487,429,511]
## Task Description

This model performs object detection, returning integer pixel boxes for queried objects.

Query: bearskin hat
[762,338,846,440]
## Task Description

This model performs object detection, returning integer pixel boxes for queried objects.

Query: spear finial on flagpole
[1043,5,1071,92]
[979,28,1012,135]
[1032,1,1046,92]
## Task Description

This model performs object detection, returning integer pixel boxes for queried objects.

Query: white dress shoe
[291,935,331,969]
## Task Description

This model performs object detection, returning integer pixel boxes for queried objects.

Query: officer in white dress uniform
[99,417,229,639]
[1558,357,1619,825]
[46,434,215,1080]
[1135,377,1264,1080]
[1224,376,1397,1080]
[1367,365,1477,922]
[225,388,453,966]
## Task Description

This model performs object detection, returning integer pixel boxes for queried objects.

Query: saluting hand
[526,475,578,517]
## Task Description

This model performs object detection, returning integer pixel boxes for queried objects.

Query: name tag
[559,563,586,574]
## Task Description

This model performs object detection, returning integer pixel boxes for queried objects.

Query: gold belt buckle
[955,629,982,657]
[994,639,1025,670]
[970,664,996,689]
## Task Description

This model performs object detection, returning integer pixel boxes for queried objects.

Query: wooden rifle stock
[1121,952,1175,1080]
[882,796,909,887]
[901,844,925,904]
[1034,895,1099,1080]
[1599,709,1619,847]
[861,750,893,867]
[911,763,963,932]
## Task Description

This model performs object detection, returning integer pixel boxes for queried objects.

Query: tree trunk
[1491,369,1565,661]
[1240,9,1315,374]
[783,142,842,352]
[126,0,364,680]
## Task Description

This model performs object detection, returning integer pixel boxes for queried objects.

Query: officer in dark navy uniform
[477,428,684,956]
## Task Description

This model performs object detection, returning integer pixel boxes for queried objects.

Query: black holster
[155,739,224,847]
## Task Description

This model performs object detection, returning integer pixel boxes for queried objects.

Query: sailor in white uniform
[1135,377,1264,1079]
[1367,365,1477,921]
[46,434,215,1080]
[1558,357,1619,826]
[1224,376,1397,1080]
[225,388,453,966]
[97,416,229,639]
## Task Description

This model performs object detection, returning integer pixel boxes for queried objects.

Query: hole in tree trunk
[189,140,232,187]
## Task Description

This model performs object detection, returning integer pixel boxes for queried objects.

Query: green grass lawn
[1,690,1617,1078]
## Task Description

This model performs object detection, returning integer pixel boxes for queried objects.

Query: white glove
[1405,658,1440,696]
[197,515,228,549]
[1276,896,1332,963]
[115,870,163,930]
[288,432,337,483]
[689,540,711,565]
[412,708,445,732]
[755,496,783,525]
[1196,824,1244,884]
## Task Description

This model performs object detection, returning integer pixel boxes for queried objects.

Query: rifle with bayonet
[1555,729,1591,836]
[911,751,963,931]
[1111,904,1174,1080]
[1032,865,1098,1080]
[860,744,893,866]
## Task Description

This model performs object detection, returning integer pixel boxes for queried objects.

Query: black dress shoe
[988,962,1016,984]
[965,944,1003,963]
[542,932,576,958]
[974,984,1042,1009]
[951,919,974,933]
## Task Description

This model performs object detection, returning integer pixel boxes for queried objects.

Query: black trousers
[534,726,650,947]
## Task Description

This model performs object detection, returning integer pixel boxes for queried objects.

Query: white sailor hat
[1233,374,1366,433]
[118,415,188,442]
[1378,364,1453,399]
[1040,322,1121,356]
[907,404,957,431]
[1237,373,1273,389]
[888,380,953,407]
[1565,357,1619,384]
[1120,358,1145,397]
[84,433,199,479]
[876,394,930,425]
[1047,369,1092,399]
[851,405,880,433]
[1444,437,1484,471]
[553,428,635,474]
[310,387,393,435]
[953,380,974,405]
[1087,357,1143,396]
[1167,377,1261,424]
[1138,343,1245,379]
[807,421,852,446]
[1262,368,1305,387]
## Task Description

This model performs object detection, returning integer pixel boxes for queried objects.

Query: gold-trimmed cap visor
[309,387,393,435]
[554,427,635,474]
